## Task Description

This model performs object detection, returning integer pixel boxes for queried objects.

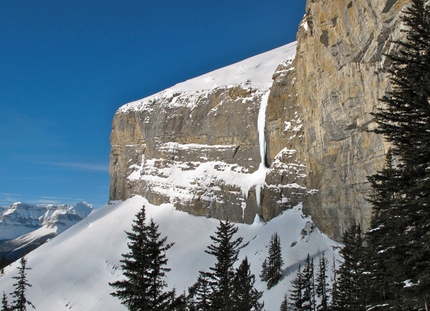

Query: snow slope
[0,196,340,310]
[118,41,297,113]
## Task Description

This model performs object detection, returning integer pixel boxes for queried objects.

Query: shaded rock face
[285,0,409,240]
[110,0,409,240]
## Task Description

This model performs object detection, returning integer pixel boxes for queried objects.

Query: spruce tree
[231,257,264,311]
[279,294,288,311]
[204,220,243,310]
[366,150,405,309]
[289,264,305,310]
[260,232,284,289]
[315,252,329,311]
[187,272,212,310]
[109,204,174,311]
[369,0,430,308]
[330,256,338,311]
[331,224,366,311]
[1,292,10,311]
[302,254,315,311]
[10,256,35,311]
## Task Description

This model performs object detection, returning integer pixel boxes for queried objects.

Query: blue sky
[0,1,306,208]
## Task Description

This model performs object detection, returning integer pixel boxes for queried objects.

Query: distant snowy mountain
[0,196,339,310]
[0,202,93,260]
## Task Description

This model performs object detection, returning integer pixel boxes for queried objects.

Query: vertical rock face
[284,0,409,240]
[110,0,410,240]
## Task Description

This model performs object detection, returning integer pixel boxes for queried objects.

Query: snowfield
[0,196,340,310]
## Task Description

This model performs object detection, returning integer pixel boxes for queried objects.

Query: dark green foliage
[109,205,174,311]
[331,224,366,311]
[0,256,9,275]
[1,292,10,311]
[187,272,212,310]
[302,254,315,311]
[204,220,243,310]
[279,294,288,311]
[368,0,430,308]
[231,257,264,311]
[366,150,406,309]
[315,252,329,311]
[166,288,187,311]
[289,264,304,310]
[260,232,284,289]
[10,256,35,311]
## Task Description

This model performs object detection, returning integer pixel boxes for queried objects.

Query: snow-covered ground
[0,196,340,310]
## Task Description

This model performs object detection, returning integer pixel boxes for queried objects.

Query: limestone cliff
[289,0,409,240]
[110,0,410,240]
[110,43,305,224]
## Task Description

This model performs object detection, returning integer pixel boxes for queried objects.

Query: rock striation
[110,0,410,240]
[288,0,410,240]
[110,43,305,224]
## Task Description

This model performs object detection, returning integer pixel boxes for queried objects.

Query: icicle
[258,91,270,166]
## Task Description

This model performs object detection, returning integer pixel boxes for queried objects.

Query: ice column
[255,91,270,206]
[258,91,270,167]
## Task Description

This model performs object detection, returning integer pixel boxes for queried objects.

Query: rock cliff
[110,43,305,224]
[110,0,410,240]
[289,0,409,240]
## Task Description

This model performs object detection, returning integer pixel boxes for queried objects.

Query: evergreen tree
[302,254,315,311]
[330,256,338,311]
[204,220,243,310]
[289,264,305,310]
[279,294,288,311]
[231,257,264,311]
[260,232,284,289]
[331,224,366,311]
[187,272,212,310]
[369,0,430,308]
[366,150,405,309]
[315,252,329,311]
[10,256,35,311]
[0,255,8,275]
[166,288,187,311]
[109,205,174,311]
[1,292,10,311]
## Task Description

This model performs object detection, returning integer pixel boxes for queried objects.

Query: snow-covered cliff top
[118,41,297,113]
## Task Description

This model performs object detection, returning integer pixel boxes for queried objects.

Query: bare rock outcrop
[286,0,409,239]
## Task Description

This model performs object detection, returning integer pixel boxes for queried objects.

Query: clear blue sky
[0,1,306,208]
